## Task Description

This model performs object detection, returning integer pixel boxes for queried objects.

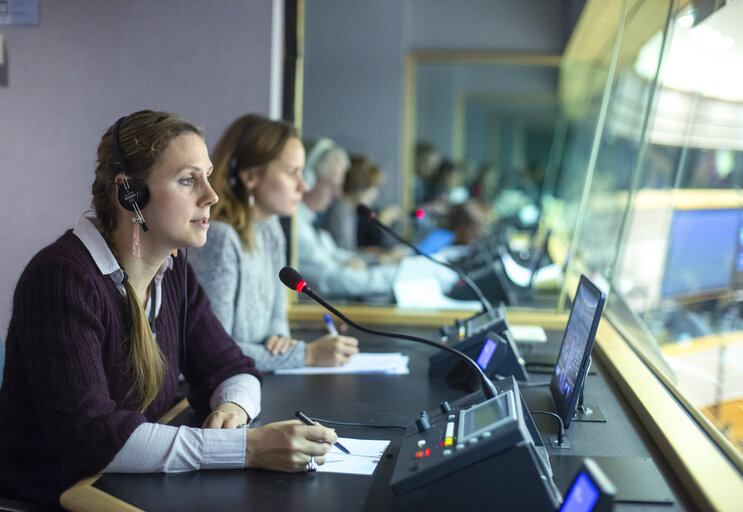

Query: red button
[424,448,431,457]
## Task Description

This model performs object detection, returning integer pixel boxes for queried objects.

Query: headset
[112,116,150,231]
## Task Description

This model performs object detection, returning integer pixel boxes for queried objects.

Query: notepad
[316,437,391,475]
[274,353,410,375]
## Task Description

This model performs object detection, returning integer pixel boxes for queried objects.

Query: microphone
[279,266,497,399]
[357,204,497,320]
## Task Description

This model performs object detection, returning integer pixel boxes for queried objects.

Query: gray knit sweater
[189,218,306,371]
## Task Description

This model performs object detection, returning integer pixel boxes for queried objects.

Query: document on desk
[392,256,481,311]
[274,352,409,375]
[317,437,391,475]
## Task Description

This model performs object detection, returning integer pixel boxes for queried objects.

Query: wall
[302,0,567,204]
[0,0,274,336]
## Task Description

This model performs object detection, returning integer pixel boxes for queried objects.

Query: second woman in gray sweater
[190,114,359,372]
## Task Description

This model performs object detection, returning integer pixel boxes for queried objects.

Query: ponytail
[122,279,167,412]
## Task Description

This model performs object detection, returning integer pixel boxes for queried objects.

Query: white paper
[393,277,481,311]
[274,352,409,375]
[509,325,548,343]
[316,437,390,475]
[392,255,481,310]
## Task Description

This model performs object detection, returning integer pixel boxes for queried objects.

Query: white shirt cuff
[209,373,262,422]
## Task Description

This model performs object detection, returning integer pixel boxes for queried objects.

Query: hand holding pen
[304,315,359,366]
[295,411,351,454]
[324,313,339,335]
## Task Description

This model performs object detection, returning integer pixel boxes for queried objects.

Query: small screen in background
[476,337,497,369]
[560,473,600,512]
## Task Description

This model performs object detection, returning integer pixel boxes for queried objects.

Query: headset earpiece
[117,178,150,211]
[227,154,239,187]
[112,116,150,231]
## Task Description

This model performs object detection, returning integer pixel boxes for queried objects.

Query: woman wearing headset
[0,110,336,509]
[189,114,359,371]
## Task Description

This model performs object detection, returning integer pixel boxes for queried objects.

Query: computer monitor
[661,208,740,298]
[550,275,606,429]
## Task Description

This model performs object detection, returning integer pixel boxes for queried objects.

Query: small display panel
[560,473,600,512]
[550,275,606,428]
[476,337,497,369]
[458,391,514,441]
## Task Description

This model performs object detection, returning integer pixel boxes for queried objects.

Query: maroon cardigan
[0,231,261,508]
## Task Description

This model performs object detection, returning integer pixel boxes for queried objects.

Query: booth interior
[4,0,743,510]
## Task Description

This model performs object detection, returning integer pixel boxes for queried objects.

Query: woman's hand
[305,334,359,366]
[265,335,298,356]
[202,402,249,429]
[244,420,337,472]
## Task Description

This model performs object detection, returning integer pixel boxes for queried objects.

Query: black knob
[415,411,431,433]
[439,401,452,414]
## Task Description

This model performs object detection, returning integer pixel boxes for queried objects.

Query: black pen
[295,410,351,455]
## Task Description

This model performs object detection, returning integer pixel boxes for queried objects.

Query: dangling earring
[132,219,141,259]
[248,193,255,208]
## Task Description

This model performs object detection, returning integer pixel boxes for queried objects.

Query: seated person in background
[322,154,405,264]
[445,200,490,246]
[297,139,399,299]
[0,111,337,509]
[413,141,441,205]
[189,114,359,370]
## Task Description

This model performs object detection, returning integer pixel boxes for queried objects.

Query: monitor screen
[550,275,606,428]
[661,208,739,298]
[731,210,743,289]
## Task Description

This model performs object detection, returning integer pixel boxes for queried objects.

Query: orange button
[414,451,424,459]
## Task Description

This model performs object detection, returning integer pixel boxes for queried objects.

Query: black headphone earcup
[117,178,150,212]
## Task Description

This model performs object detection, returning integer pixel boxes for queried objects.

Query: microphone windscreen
[356,204,376,220]
[279,266,305,291]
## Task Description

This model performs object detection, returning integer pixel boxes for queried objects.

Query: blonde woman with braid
[0,110,337,509]
[189,114,359,371]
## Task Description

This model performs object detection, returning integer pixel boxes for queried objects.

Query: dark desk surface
[77,326,693,512]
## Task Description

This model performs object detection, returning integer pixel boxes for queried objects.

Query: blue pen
[324,313,339,335]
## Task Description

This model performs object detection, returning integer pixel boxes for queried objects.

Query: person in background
[189,114,359,371]
[296,139,399,299]
[322,154,405,264]
[413,141,441,205]
[0,111,337,509]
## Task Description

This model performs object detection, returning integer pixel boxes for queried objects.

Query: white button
[483,431,492,438]
[442,449,452,456]
[456,443,465,450]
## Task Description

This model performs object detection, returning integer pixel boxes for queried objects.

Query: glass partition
[557,0,743,464]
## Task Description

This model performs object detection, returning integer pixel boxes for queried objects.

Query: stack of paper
[274,352,409,375]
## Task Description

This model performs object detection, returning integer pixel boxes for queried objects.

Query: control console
[390,377,560,510]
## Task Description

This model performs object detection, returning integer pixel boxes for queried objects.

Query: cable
[309,417,408,430]
[531,410,565,447]
[181,248,189,368]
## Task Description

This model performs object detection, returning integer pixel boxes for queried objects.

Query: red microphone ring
[296,280,307,293]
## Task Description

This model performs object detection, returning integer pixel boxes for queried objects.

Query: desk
[61,324,694,511]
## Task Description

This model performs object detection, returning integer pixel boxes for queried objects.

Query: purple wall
[0,1,274,336]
